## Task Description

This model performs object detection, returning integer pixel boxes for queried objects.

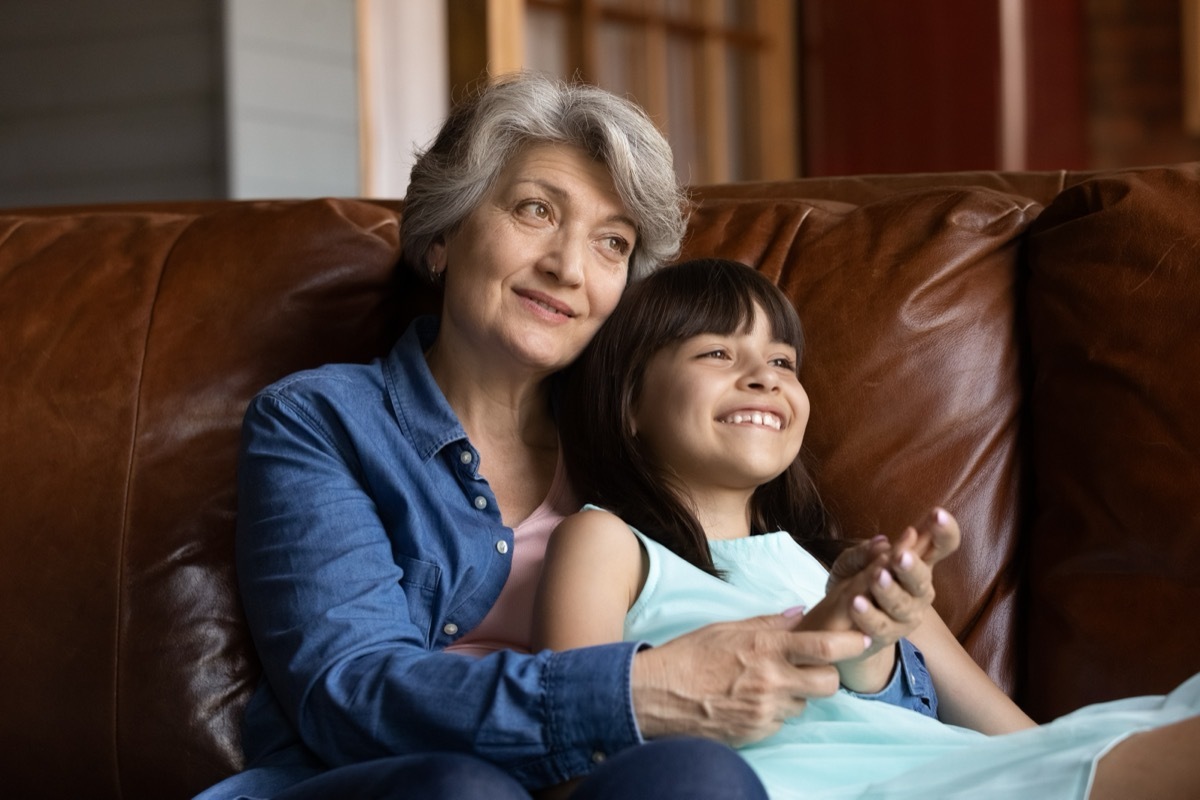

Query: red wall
[801,0,1088,175]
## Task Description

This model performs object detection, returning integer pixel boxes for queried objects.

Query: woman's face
[429,143,637,377]
[631,305,811,498]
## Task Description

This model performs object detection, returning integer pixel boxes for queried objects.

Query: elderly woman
[197,74,870,800]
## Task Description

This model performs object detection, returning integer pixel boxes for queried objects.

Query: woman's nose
[539,231,586,285]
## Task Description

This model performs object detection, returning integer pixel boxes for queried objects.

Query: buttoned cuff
[538,642,644,784]
[843,638,939,718]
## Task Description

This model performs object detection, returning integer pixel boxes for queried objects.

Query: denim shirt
[232,317,642,791]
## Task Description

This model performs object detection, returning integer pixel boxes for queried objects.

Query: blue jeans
[269,738,765,799]
[574,737,766,799]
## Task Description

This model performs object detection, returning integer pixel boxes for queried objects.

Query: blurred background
[2,0,1198,207]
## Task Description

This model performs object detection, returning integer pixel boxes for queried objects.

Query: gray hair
[402,72,688,283]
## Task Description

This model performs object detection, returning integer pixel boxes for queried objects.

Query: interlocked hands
[797,507,962,691]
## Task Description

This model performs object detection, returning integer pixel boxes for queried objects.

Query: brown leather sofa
[3,162,1198,798]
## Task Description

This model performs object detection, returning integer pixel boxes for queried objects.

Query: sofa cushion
[681,186,1042,694]
[1024,162,1200,721]
[0,199,409,798]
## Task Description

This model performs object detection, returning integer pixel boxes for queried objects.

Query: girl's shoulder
[553,505,642,554]
[536,505,648,650]
[558,505,651,591]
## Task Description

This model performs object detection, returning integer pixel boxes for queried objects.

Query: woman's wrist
[630,646,689,739]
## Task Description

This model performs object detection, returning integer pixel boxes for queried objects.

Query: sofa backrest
[3,164,1198,798]
[680,183,1043,692]
[1,199,415,798]
[1021,163,1200,719]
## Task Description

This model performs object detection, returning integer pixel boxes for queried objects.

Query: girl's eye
[700,349,730,360]
[770,356,797,371]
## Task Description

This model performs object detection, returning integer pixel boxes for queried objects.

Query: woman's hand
[800,507,962,692]
[630,614,870,746]
[543,508,868,748]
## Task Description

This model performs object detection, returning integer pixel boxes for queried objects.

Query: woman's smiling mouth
[518,289,576,320]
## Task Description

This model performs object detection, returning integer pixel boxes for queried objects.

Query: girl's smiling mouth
[717,410,784,430]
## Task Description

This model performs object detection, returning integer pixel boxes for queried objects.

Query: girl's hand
[800,507,962,692]
[849,507,960,645]
[826,507,960,596]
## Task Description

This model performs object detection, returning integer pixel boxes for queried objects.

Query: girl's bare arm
[908,608,1035,734]
[532,508,645,652]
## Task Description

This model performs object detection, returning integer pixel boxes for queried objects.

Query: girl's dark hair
[560,258,842,577]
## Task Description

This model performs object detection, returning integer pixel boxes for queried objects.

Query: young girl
[534,259,1200,799]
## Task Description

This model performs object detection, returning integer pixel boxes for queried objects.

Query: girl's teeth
[723,413,781,429]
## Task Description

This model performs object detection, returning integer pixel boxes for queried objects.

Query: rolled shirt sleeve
[842,639,939,718]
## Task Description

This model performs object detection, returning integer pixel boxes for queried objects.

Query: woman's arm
[238,389,641,790]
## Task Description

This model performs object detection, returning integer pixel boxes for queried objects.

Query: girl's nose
[740,360,780,391]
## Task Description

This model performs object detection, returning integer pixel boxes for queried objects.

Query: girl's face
[631,304,810,497]
[428,143,637,379]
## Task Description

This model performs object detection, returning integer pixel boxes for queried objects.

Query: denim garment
[845,638,939,718]
[231,316,641,792]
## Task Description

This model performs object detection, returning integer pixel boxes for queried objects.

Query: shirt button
[473,496,488,510]
[496,540,509,555]
[459,451,473,464]
[591,750,606,764]
[443,622,459,636]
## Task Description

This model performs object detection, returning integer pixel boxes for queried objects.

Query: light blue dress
[623,524,1200,799]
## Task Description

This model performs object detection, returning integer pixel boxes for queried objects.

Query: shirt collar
[384,316,468,462]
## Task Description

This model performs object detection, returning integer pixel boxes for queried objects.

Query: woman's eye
[518,201,551,219]
[597,235,625,255]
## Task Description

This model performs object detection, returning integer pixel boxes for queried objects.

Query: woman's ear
[426,237,447,279]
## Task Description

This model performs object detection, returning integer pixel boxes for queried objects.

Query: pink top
[445,455,578,657]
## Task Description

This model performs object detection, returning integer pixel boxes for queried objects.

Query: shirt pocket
[394,554,442,645]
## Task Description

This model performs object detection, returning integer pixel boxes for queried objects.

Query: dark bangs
[633,259,805,371]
